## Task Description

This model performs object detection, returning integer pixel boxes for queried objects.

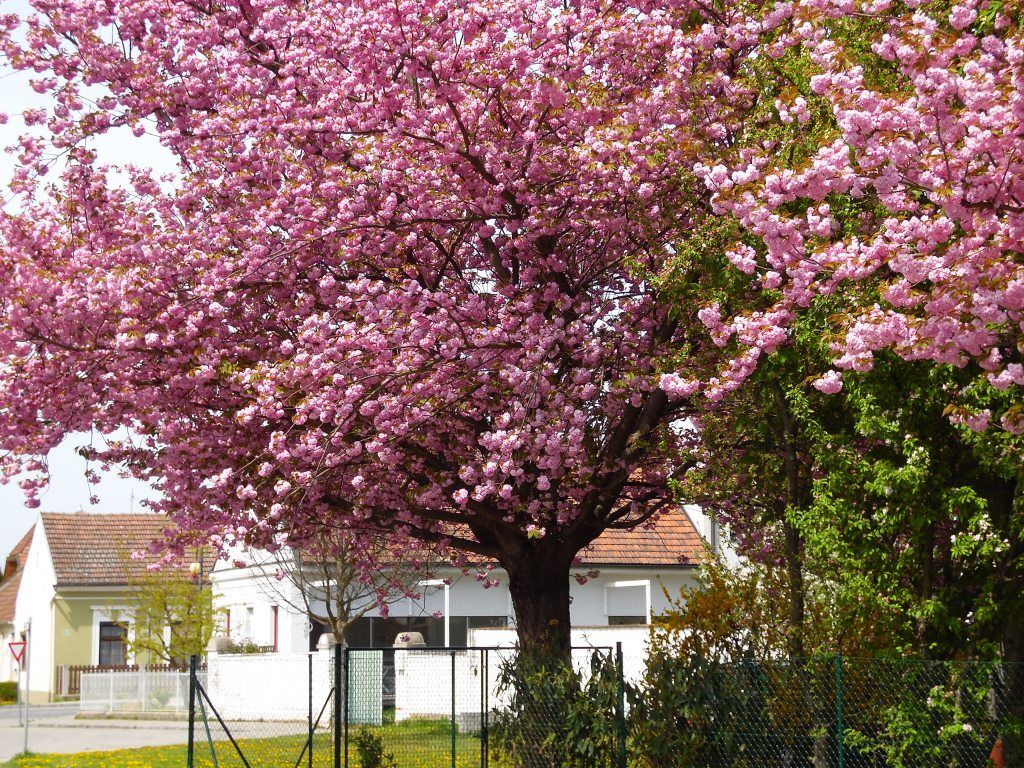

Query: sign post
[8,641,25,727]
[20,621,30,755]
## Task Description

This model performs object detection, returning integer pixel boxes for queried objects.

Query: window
[309,621,326,652]
[272,606,279,652]
[346,618,372,647]
[468,616,509,629]
[98,622,128,666]
[242,606,254,640]
[605,581,650,626]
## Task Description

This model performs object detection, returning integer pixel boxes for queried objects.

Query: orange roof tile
[40,512,214,587]
[451,508,704,568]
[578,509,704,567]
[0,527,33,624]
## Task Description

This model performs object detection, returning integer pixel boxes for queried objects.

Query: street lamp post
[21,619,30,755]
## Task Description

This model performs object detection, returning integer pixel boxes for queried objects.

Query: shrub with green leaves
[353,727,397,768]
[491,651,626,768]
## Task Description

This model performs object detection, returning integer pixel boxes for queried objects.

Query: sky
[0,0,163,558]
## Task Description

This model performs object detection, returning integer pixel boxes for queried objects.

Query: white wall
[212,561,308,653]
[377,566,697,626]
[0,625,19,684]
[212,549,701,653]
[684,504,739,567]
[393,630,653,723]
[204,649,334,721]
[468,625,652,686]
[393,649,485,723]
[13,520,56,702]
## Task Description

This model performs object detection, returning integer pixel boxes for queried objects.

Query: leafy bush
[491,651,627,768]
[222,638,273,654]
[0,681,17,702]
[353,727,397,768]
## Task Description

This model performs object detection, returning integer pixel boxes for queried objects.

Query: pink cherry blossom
[689,0,1024,434]
[0,0,755,655]
[812,371,844,394]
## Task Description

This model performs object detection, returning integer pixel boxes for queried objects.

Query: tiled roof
[40,512,215,586]
[3,527,33,580]
[0,527,33,623]
[0,577,20,625]
[450,508,704,568]
[578,509,704,567]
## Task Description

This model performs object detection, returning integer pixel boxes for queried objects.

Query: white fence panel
[204,651,334,721]
[393,649,484,724]
[392,642,627,724]
[469,625,651,685]
[79,670,197,714]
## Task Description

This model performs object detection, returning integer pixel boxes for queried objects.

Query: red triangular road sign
[8,641,25,665]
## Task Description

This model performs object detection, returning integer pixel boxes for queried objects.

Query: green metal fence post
[451,650,457,768]
[835,654,844,768]
[344,647,350,768]
[308,652,314,768]
[480,648,486,768]
[617,642,627,768]
[334,642,341,768]
[187,654,197,768]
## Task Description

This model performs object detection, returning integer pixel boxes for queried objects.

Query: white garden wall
[392,649,488,724]
[204,650,334,721]
[468,625,652,685]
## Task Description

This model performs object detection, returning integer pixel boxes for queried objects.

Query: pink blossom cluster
[693,0,1024,431]
[0,0,764,567]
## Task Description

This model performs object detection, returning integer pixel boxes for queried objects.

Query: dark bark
[503,543,578,663]
[988,477,1024,768]
[915,520,935,655]
[783,520,806,660]
[772,384,808,660]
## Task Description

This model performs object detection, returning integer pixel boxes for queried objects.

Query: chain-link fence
[630,655,1024,768]
[341,645,623,768]
[187,651,339,768]
[187,649,1023,768]
[186,645,625,768]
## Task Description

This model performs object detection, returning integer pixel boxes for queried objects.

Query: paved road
[0,709,310,761]
[0,703,78,721]
[0,711,191,760]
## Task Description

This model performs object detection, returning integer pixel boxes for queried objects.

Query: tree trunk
[915,520,935,655]
[504,544,576,663]
[783,520,806,660]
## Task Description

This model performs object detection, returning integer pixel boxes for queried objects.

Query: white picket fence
[79,652,334,720]
[80,668,199,714]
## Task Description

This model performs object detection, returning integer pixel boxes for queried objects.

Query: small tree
[249,528,432,646]
[116,549,219,667]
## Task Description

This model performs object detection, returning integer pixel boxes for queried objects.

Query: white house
[212,507,710,652]
[0,527,33,685]
[10,512,214,702]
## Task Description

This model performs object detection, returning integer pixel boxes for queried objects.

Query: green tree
[652,1,1024,665]
[115,549,219,667]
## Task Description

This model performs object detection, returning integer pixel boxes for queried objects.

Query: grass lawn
[2,719,493,768]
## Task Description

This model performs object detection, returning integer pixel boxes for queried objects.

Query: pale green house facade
[14,513,175,701]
